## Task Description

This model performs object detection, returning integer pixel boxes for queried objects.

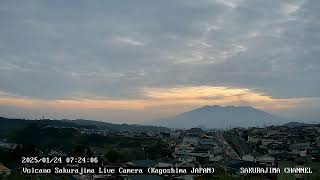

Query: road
[215,132,241,160]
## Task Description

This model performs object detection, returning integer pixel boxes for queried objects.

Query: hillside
[0,117,168,138]
[69,119,169,132]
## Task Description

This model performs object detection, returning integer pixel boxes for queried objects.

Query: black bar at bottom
[21,166,215,175]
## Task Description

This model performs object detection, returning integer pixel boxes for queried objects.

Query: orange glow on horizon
[0,86,306,112]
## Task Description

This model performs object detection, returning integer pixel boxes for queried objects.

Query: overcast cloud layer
[0,0,319,122]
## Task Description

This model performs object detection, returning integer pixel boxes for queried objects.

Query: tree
[105,150,120,163]
[72,145,93,157]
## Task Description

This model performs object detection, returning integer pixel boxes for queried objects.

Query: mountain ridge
[0,117,169,137]
[151,105,288,129]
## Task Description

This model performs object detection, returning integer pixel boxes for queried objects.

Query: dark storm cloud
[0,0,319,100]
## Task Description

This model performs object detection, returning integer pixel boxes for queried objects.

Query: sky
[0,0,320,123]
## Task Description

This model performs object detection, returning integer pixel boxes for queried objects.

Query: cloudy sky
[0,0,319,123]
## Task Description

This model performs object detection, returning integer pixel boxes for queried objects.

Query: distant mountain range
[282,122,319,128]
[1,105,317,133]
[151,105,288,129]
[0,117,168,137]
[65,119,169,132]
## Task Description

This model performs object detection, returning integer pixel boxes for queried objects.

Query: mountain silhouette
[153,105,286,129]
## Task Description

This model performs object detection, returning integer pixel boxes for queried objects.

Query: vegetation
[2,123,166,163]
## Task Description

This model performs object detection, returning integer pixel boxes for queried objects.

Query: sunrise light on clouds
[0,0,319,122]
[0,86,315,119]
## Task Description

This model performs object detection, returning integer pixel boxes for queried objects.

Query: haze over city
[0,0,319,123]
